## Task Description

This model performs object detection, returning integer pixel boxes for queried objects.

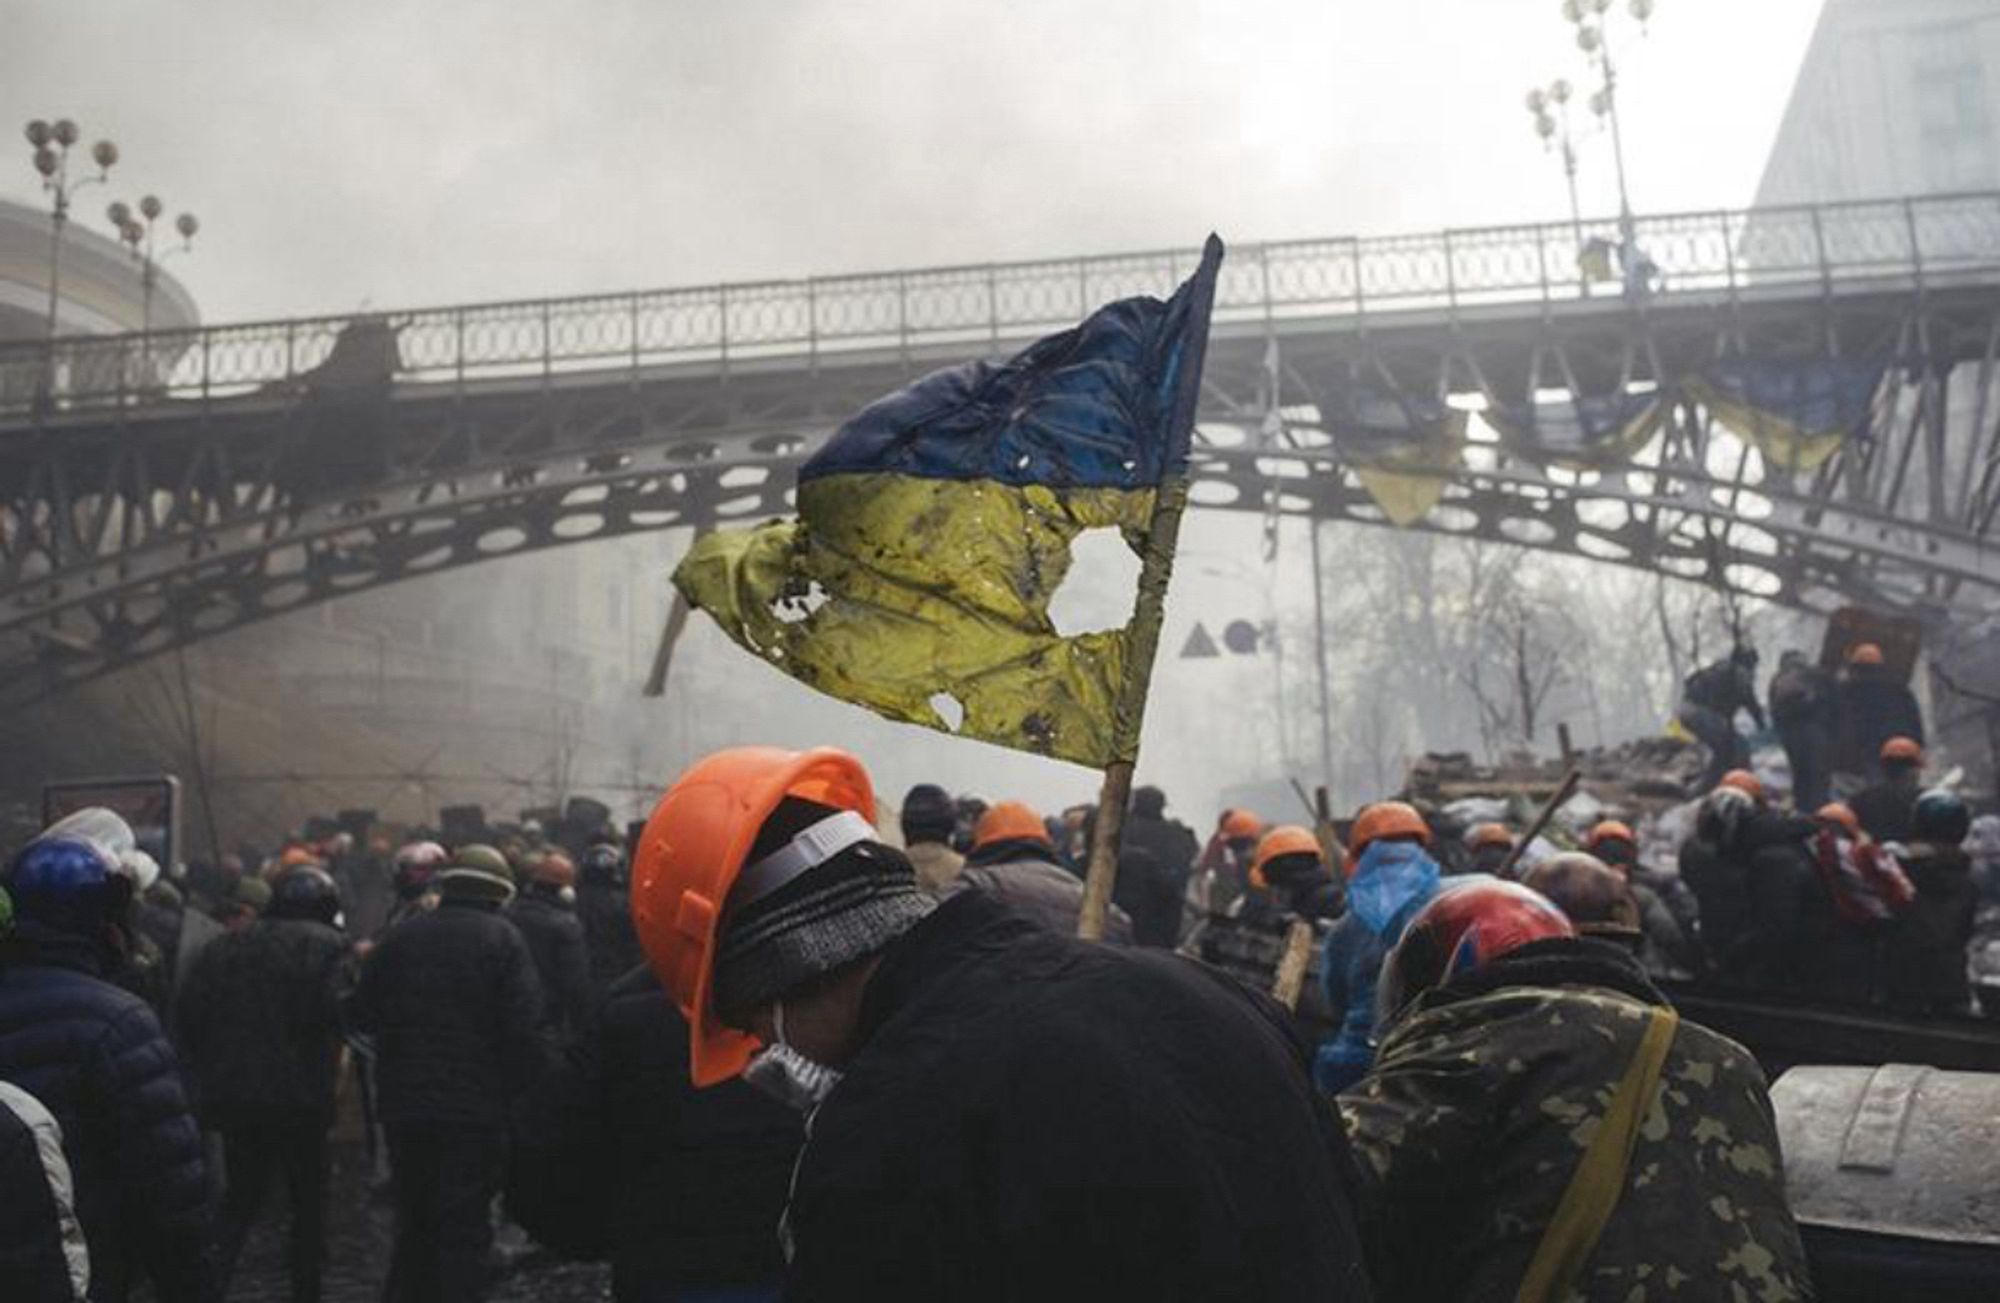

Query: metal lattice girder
[6,195,2000,704]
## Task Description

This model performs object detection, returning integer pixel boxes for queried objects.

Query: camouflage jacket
[1339,939,1814,1302]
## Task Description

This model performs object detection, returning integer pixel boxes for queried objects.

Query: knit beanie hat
[899,783,957,844]
[713,797,934,1021]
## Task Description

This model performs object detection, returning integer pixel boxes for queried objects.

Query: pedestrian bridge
[5,191,2000,702]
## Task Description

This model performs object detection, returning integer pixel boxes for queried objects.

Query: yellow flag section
[675,480,1148,767]
[673,237,1224,769]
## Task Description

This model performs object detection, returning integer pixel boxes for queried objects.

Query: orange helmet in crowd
[1249,825,1324,890]
[1815,803,1862,838]
[1847,642,1886,667]
[1879,736,1923,765]
[1464,823,1513,853]
[1219,809,1265,843]
[1583,820,1637,855]
[527,851,577,890]
[1349,801,1431,864]
[972,801,1053,852]
[631,746,876,1086]
[1718,770,1765,801]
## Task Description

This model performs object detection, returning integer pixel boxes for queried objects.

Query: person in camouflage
[1340,878,1814,1303]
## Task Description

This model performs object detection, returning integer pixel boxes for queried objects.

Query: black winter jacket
[576,881,643,996]
[507,964,800,1293]
[1850,776,1920,845]
[783,892,1376,1303]
[178,917,349,1123]
[1115,813,1199,947]
[0,924,217,1303]
[348,897,547,1127]
[508,889,594,1042]
[1681,809,1816,987]
[1886,845,1977,1013]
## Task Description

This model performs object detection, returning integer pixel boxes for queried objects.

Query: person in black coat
[1768,650,1836,809]
[0,817,218,1303]
[1,1073,93,1303]
[1850,738,1925,845]
[178,866,350,1303]
[1679,783,1817,990]
[772,889,1373,1301]
[640,774,1376,1303]
[1832,643,1925,781]
[507,853,593,1043]
[1112,785,1201,947]
[575,844,642,998]
[1885,791,1979,1015]
[506,964,801,1301]
[348,846,546,1303]
[1678,647,1766,793]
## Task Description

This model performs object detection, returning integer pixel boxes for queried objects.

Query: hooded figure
[1314,803,1441,1094]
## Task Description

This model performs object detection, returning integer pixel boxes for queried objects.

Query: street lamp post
[1525,78,1587,290]
[107,195,198,383]
[1562,0,1656,242]
[25,119,119,405]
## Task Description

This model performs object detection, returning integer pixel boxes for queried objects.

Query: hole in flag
[930,692,965,732]
[1048,528,1141,638]
[771,581,829,625]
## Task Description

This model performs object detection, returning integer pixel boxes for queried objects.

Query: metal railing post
[718,286,730,376]
[1351,238,1367,321]
[1810,207,1832,299]
[987,265,1000,346]
[1905,197,1926,293]
[1443,231,1459,313]
[1720,211,1738,296]
[200,330,211,403]
[897,274,910,360]
[285,321,297,387]
[628,293,642,382]
[540,302,553,384]
[807,279,820,366]
[454,310,467,390]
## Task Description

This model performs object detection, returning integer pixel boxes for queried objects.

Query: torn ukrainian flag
[673,236,1223,767]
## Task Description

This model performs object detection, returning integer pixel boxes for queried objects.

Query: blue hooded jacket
[1313,841,1441,1093]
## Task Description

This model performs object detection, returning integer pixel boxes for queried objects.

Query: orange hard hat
[1816,802,1861,837]
[1220,808,1265,841]
[972,801,1052,852]
[1718,770,1765,801]
[279,846,319,869]
[1465,822,1514,853]
[1249,825,1324,889]
[632,746,875,1088]
[1349,801,1432,861]
[1848,642,1885,667]
[528,852,576,890]
[1879,736,1923,764]
[1583,820,1637,853]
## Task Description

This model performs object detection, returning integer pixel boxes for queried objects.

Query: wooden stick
[1079,481,1190,940]
[1271,919,1317,1010]
[1078,236,1222,942]
[1496,767,1583,881]
[644,527,711,697]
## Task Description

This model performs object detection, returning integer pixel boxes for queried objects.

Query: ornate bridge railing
[6,191,2000,419]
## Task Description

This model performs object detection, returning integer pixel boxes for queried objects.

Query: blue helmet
[5,835,134,936]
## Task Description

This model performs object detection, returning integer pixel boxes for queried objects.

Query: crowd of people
[0,694,1992,1301]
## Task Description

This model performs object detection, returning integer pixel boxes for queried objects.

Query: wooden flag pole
[1073,233,1223,943]
[1078,479,1191,941]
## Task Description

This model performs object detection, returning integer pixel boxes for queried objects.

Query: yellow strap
[1515,1007,1680,1303]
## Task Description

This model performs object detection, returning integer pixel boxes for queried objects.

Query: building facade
[1758,0,2000,206]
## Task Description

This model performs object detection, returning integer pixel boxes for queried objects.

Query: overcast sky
[7,0,1825,325]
